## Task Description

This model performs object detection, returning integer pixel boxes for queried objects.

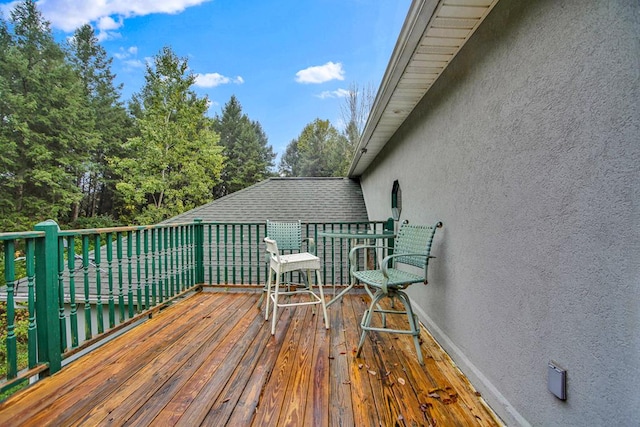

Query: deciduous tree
[110,47,224,224]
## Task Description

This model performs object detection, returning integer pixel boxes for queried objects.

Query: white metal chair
[264,235,329,335]
[257,220,316,309]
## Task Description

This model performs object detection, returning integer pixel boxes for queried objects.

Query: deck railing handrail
[0,218,392,396]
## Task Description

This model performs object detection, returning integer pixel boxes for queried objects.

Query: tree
[279,139,301,177]
[213,95,275,197]
[278,83,374,178]
[279,119,348,177]
[67,24,133,222]
[110,47,224,224]
[340,82,374,147]
[0,0,90,230]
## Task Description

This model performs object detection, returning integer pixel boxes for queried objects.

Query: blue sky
[0,0,411,160]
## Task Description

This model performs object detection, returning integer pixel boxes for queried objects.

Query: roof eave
[348,0,500,178]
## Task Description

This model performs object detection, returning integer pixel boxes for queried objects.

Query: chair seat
[273,252,320,273]
[353,268,424,289]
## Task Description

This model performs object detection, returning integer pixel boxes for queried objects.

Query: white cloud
[114,46,137,60]
[96,15,122,31]
[317,88,351,99]
[195,73,244,88]
[21,0,212,32]
[124,59,145,69]
[295,61,345,84]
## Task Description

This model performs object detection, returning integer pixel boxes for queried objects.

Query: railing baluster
[4,240,17,379]
[26,239,37,367]
[135,230,142,313]
[164,227,170,298]
[155,228,162,303]
[207,224,213,285]
[67,237,79,348]
[57,237,67,351]
[169,227,175,296]
[116,232,125,323]
[82,235,92,340]
[223,225,228,284]
[127,230,134,319]
[143,229,149,310]
[247,225,252,285]
[106,233,115,329]
[94,234,104,334]
[178,226,184,291]
[216,224,221,285]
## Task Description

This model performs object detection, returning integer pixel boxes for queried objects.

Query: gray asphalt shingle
[164,177,369,224]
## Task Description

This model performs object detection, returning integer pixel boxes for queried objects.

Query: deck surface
[0,291,501,426]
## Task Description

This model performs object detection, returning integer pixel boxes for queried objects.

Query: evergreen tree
[213,96,275,197]
[68,24,133,222]
[279,139,301,177]
[110,47,224,224]
[0,0,90,230]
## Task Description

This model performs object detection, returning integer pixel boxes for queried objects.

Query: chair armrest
[302,237,316,254]
[381,252,430,284]
[348,244,390,265]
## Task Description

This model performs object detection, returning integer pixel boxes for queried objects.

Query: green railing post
[385,217,395,267]
[194,219,205,284]
[34,220,62,375]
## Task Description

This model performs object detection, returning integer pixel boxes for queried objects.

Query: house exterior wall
[359,0,639,425]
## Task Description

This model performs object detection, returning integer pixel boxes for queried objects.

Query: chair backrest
[393,222,441,269]
[264,237,280,260]
[266,220,303,251]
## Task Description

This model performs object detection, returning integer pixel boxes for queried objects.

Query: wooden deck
[0,291,502,426]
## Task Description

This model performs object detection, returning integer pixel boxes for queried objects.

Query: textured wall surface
[359,0,639,425]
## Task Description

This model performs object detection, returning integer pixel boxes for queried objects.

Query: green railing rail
[1,218,391,395]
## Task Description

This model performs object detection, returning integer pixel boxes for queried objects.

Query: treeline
[0,1,274,231]
[0,1,370,232]
[278,84,373,178]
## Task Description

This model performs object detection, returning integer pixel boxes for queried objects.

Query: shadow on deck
[0,290,502,426]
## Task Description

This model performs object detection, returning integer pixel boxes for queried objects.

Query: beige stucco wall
[359,0,639,425]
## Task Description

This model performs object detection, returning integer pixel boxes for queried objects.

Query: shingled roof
[164,177,369,224]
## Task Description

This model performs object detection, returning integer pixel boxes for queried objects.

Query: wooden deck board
[0,291,502,426]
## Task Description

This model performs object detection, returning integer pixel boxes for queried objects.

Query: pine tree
[68,24,133,222]
[0,0,90,230]
[213,95,275,197]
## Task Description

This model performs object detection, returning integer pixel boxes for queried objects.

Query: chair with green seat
[349,221,442,364]
[263,220,328,335]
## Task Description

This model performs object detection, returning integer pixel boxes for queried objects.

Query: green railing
[1,218,390,395]
[203,221,390,287]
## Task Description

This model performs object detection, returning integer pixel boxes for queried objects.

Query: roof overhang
[348,0,499,177]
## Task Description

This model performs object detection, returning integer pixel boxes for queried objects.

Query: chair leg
[316,270,329,329]
[264,269,273,321]
[307,269,316,315]
[271,272,281,335]
[396,291,424,365]
[356,290,385,358]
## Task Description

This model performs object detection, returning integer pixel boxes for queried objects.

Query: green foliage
[213,96,275,197]
[0,303,30,379]
[0,1,91,230]
[67,24,133,221]
[110,47,224,224]
[280,83,372,178]
[280,119,350,177]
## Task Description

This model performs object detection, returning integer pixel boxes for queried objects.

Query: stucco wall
[359,0,639,425]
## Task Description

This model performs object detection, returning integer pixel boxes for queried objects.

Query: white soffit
[349,0,499,177]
